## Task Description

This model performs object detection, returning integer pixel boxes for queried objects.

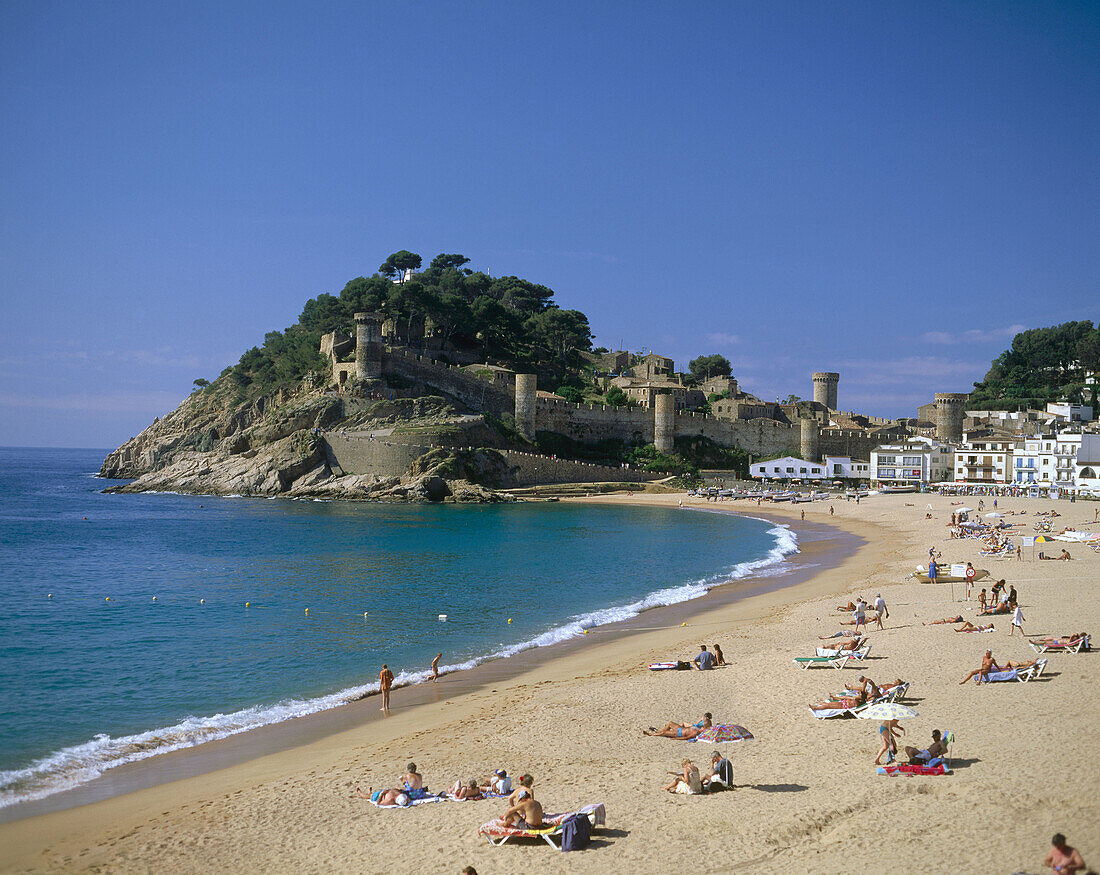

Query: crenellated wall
[382,350,516,417]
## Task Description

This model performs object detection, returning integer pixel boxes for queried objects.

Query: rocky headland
[100,377,520,502]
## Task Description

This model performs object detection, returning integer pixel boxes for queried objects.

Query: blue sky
[2,1,1097,448]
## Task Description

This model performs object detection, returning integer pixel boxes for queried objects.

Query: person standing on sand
[1010,604,1026,637]
[874,594,889,624]
[800,509,805,521]
[965,562,976,601]
[379,664,394,711]
[431,653,441,681]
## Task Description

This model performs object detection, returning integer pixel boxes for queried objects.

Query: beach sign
[1021,536,1036,547]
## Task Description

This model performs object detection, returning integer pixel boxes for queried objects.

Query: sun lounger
[977,660,1047,683]
[794,654,850,670]
[816,642,871,660]
[478,803,606,848]
[1029,636,1089,654]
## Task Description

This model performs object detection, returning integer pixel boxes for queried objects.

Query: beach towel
[877,763,949,776]
[368,790,444,808]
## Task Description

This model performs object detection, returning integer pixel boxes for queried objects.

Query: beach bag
[560,813,591,851]
[675,660,692,671]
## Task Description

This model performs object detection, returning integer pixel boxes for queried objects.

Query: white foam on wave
[0,521,798,810]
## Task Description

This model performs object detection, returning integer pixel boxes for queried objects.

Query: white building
[822,456,870,480]
[1047,402,1093,423]
[750,457,826,480]
[870,438,954,487]
[1013,431,1082,489]
[953,432,1019,484]
[1074,433,1100,496]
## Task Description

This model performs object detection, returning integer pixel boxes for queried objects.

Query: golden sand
[2,493,1097,873]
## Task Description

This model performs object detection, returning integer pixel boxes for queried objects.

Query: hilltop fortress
[316,312,969,483]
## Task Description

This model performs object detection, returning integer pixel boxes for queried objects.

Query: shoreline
[3,492,1096,873]
[0,503,857,823]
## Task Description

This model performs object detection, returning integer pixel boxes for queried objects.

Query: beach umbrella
[856,703,919,721]
[697,723,755,743]
[956,507,974,513]
[1034,535,1054,543]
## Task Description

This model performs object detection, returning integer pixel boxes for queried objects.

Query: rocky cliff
[100,378,517,502]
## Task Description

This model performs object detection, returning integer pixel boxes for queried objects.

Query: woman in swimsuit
[923,615,964,625]
[874,718,904,765]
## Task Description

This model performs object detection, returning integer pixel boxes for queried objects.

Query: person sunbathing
[1029,633,1088,648]
[645,719,707,739]
[478,768,511,795]
[819,630,860,639]
[663,759,703,794]
[820,637,864,652]
[999,657,1040,671]
[401,763,430,800]
[857,675,882,699]
[954,621,995,632]
[357,786,405,805]
[810,688,867,710]
[503,796,544,828]
[451,779,483,800]
[959,650,1000,684]
[903,729,946,764]
[507,775,534,806]
[836,601,857,612]
[979,603,1010,616]
[923,615,965,625]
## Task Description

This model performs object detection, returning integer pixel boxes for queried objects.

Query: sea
[0,446,798,811]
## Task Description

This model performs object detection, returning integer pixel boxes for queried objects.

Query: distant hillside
[968,321,1100,410]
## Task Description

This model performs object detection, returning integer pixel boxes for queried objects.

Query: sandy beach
[2,492,1098,874]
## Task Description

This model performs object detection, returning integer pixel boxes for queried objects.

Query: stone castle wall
[322,433,660,485]
[373,346,882,462]
[382,350,516,417]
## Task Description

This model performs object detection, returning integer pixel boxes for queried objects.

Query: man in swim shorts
[903,729,945,764]
[959,650,999,684]
[503,796,544,828]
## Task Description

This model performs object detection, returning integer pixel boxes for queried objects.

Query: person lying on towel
[644,713,712,739]
[954,621,995,632]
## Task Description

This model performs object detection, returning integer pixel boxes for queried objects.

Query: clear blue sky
[2,1,1097,448]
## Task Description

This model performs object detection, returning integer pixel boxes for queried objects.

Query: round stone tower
[812,372,840,410]
[800,418,821,463]
[653,393,676,454]
[514,374,537,440]
[354,312,384,381]
[934,393,968,443]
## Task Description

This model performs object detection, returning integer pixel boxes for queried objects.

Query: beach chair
[816,642,871,660]
[978,660,1046,684]
[1028,635,1089,654]
[478,803,605,848]
[794,654,851,670]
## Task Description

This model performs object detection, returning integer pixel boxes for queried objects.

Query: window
[1082,467,1097,479]
[786,467,794,474]
[799,467,807,473]
[902,456,921,466]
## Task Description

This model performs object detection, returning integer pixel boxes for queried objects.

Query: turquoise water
[0,447,796,807]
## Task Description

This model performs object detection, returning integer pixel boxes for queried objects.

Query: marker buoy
[305,608,310,614]
[245,602,250,607]
[152,596,157,601]
[47,593,53,599]
[105,597,110,602]
[200,598,205,604]
[507,618,513,624]
[681,622,687,626]
[363,612,369,617]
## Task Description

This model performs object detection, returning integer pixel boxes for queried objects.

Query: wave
[0,523,797,810]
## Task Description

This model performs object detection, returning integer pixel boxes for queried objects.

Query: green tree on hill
[969,321,1097,409]
[688,354,732,381]
[379,250,422,280]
